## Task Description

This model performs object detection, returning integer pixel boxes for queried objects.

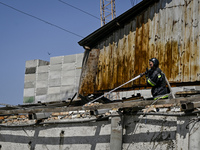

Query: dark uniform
[145,58,169,100]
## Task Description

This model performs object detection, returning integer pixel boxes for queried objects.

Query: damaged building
[1,0,200,149]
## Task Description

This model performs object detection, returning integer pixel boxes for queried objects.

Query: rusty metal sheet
[78,49,100,96]
[79,0,200,96]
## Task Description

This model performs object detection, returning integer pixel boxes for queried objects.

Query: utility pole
[100,0,116,26]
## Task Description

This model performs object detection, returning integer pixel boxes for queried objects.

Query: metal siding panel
[171,0,181,82]
[117,34,124,87]
[197,0,200,81]
[78,49,100,96]
[140,9,150,85]
[148,4,156,62]
[130,20,137,82]
[108,42,114,90]
[158,0,166,77]
[78,0,200,96]
[113,39,118,89]
[183,0,192,82]
[97,47,104,91]
[179,0,186,82]
[191,0,199,82]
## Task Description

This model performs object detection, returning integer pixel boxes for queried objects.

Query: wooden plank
[176,90,200,95]
[0,96,200,115]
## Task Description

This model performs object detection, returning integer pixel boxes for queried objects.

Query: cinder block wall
[23,53,83,103]
[24,60,49,103]
[0,115,197,150]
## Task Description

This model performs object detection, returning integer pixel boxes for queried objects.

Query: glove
[140,72,145,77]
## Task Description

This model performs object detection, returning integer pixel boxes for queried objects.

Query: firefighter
[141,58,169,100]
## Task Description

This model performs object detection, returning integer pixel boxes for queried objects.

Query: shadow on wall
[0,115,191,150]
[0,120,110,150]
[123,115,190,149]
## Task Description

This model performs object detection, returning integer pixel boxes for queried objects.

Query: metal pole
[87,75,141,104]
[164,74,175,99]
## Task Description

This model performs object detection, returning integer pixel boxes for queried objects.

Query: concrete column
[110,114,123,150]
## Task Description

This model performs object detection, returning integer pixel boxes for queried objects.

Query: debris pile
[0,90,200,127]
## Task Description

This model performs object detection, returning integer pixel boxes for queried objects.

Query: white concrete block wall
[23,53,84,103]
[0,115,196,150]
[23,60,49,103]
[0,120,111,150]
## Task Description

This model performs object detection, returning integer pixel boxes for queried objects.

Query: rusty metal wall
[79,0,200,96]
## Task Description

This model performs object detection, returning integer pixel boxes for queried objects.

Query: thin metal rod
[164,73,175,99]
[88,75,141,104]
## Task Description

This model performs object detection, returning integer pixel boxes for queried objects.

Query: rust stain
[79,49,100,96]
[79,0,200,96]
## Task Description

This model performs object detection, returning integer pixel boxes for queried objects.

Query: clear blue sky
[0,0,142,105]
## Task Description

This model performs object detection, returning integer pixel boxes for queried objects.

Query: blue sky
[0,0,141,105]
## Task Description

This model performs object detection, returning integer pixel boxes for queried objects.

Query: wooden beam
[176,90,200,95]
[0,96,200,115]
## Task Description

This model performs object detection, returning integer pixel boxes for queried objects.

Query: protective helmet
[149,58,159,68]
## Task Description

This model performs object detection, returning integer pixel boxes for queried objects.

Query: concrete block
[65,92,76,100]
[76,69,82,77]
[61,85,75,93]
[36,88,47,96]
[139,89,151,98]
[75,78,81,88]
[49,71,61,79]
[59,92,76,100]
[49,79,61,87]
[62,63,75,71]
[76,53,84,67]
[36,80,48,88]
[37,73,48,81]
[23,88,35,97]
[38,60,49,66]
[64,54,76,63]
[110,116,123,150]
[48,87,61,94]
[61,77,75,86]
[176,116,190,150]
[62,69,75,77]
[76,53,84,60]
[59,92,69,100]
[25,67,36,74]
[26,60,48,68]
[50,56,63,65]
[47,93,61,102]
[23,96,35,103]
[37,66,49,73]
[195,86,200,90]
[24,82,35,89]
[24,74,36,82]
[96,144,110,150]
[35,95,47,103]
[73,87,79,93]
[25,60,39,68]
[50,64,62,71]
